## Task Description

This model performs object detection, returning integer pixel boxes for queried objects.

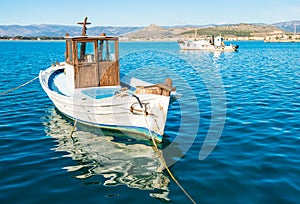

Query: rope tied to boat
[70,98,87,140]
[133,95,196,204]
[0,76,39,95]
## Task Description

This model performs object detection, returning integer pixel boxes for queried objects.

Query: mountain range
[0,24,140,37]
[272,20,300,33]
[0,20,299,38]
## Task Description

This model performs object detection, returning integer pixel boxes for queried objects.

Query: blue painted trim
[48,69,66,95]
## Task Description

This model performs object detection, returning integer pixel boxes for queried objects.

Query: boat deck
[49,69,121,100]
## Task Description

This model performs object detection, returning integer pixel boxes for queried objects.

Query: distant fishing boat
[178,30,239,51]
[39,17,176,142]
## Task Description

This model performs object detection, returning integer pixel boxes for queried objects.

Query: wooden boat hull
[39,66,171,142]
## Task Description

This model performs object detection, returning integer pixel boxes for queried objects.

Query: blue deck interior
[48,69,66,95]
[81,87,120,99]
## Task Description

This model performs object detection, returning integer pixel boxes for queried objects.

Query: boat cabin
[64,17,119,89]
[213,36,225,47]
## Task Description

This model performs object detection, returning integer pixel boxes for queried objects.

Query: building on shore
[264,27,300,42]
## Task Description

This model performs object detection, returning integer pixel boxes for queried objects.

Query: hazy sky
[1,0,299,26]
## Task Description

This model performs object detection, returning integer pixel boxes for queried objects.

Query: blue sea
[1,40,300,203]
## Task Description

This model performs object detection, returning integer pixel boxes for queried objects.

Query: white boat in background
[178,33,239,51]
[39,17,176,142]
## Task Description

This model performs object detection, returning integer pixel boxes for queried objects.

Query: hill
[179,23,282,38]
[122,23,285,40]
[124,24,174,39]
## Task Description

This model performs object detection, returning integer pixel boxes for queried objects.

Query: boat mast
[77,17,91,60]
[77,16,91,36]
[194,29,198,39]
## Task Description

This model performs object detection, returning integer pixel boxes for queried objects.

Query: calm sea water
[1,40,300,203]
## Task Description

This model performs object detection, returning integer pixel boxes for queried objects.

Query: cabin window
[98,40,115,62]
[77,41,95,63]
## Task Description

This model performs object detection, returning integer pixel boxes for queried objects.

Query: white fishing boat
[39,17,176,142]
[178,33,239,51]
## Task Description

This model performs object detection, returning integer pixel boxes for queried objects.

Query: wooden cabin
[64,17,119,89]
[65,35,119,89]
[62,17,175,96]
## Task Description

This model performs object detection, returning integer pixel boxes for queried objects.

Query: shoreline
[1,38,300,43]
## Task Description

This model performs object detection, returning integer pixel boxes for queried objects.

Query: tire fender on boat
[130,102,149,116]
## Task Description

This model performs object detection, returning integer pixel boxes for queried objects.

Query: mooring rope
[0,76,39,95]
[70,98,87,139]
[137,97,196,204]
[70,114,79,139]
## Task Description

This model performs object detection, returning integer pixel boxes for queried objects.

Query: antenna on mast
[77,17,91,60]
[77,17,91,36]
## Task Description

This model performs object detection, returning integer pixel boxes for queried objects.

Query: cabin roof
[66,36,118,41]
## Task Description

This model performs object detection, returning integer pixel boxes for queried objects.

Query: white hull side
[179,41,238,52]
[39,66,170,142]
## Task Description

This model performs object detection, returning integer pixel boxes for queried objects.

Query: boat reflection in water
[44,108,170,201]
